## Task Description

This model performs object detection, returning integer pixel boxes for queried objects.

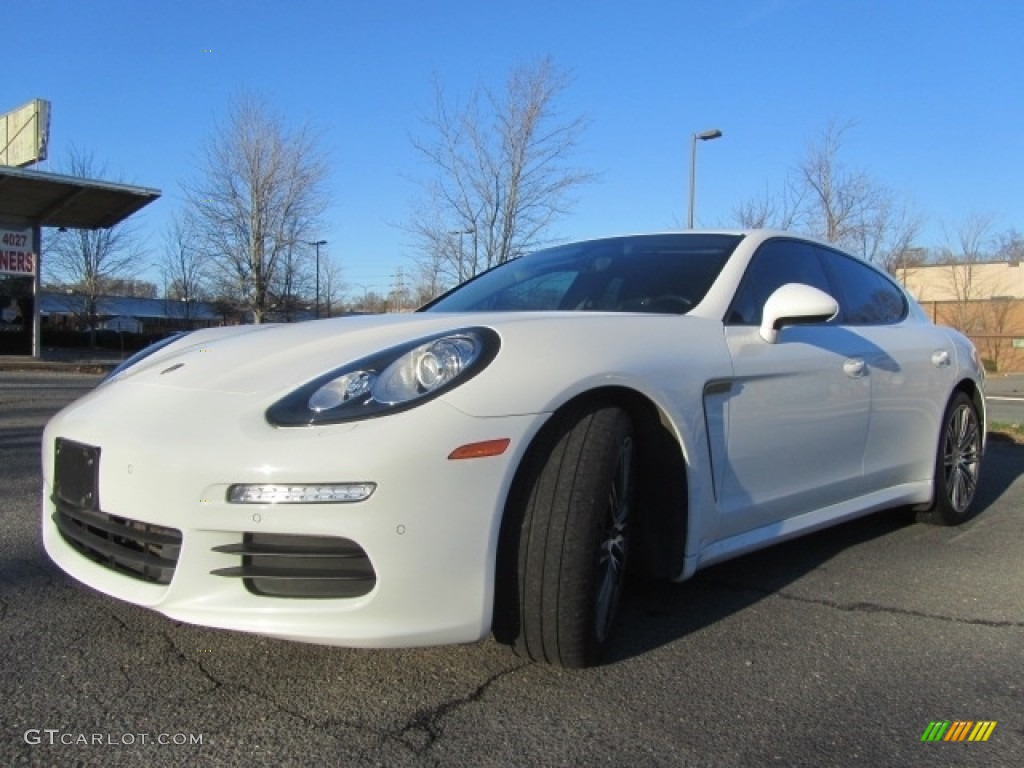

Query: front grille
[211,533,376,599]
[53,502,183,585]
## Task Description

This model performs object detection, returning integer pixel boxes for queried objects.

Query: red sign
[0,228,35,275]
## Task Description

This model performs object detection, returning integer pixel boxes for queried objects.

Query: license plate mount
[54,438,101,511]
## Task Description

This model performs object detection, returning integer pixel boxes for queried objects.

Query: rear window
[822,250,908,325]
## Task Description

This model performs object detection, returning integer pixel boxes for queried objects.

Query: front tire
[917,391,982,526]
[502,404,635,668]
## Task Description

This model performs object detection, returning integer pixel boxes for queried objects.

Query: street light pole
[308,239,327,318]
[687,128,723,228]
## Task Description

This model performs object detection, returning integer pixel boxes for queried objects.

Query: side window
[727,240,833,325]
[821,250,907,325]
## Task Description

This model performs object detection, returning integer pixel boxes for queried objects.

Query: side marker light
[448,438,511,460]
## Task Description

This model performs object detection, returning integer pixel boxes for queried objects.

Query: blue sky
[9,0,1023,294]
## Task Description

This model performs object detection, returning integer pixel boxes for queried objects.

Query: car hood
[105,314,506,395]
[99,311,729,418]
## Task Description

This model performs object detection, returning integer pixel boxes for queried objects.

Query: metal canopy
[0,166,160,229]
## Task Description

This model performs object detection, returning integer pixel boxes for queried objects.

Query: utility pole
[391,267,407,312]
[307,239,327,318]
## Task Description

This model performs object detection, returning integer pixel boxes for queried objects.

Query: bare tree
[271,236,312,321]
[408,57,596,285]
[939,212,995,334]
[796,120,884,247]
[160,214,207,323]
[45,149,146,344]
[345,288,388,314]
[732,179,805,230]
[948,221,1018,371]
[184,93,328,323]
[732,120,922,272]
[978,297,1016,372]
[100,278,157,298]
[410,255,448,306]
[853,195,924,276]
[995,228,1024,262]
[319,255,344,317]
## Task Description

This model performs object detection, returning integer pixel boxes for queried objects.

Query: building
[39,292,223,334]
[900,260,1024,373]
[0,164,160,356]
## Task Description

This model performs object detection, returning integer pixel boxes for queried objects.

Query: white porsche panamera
[42,230,985,668]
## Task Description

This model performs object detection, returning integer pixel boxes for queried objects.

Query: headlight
[266,327,500,426]
[374,335,481,403]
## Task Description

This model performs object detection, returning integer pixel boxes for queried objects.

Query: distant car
[42,231,985,668]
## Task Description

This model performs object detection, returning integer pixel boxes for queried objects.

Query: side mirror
[759,283,839,343]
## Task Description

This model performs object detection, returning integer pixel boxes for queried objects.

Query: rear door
[818,248,954,488]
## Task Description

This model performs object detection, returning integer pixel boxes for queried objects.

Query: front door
[706,238,872,541]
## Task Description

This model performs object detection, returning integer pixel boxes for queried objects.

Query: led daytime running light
[227,483,377,504]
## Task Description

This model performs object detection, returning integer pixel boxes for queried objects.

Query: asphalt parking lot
[986,373,1024,425]
[1,370,1021,767]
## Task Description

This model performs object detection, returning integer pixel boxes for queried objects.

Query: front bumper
[42,381,544,648]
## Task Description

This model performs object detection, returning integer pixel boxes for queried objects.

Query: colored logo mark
[921,721,997,742]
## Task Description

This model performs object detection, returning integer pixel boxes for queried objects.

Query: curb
[0,359,116,374]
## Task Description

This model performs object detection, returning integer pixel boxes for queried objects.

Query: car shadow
[605,441,1023,666]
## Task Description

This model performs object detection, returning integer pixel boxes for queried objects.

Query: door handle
[843,358,866,378]
[932,350,951,368]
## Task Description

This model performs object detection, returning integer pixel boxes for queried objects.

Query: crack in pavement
[395,662,530,758]
[85,608,532,764]
[775,591,1024,628]
[162,654,532,763]
[149,630,380,749]
[100,607,143,695]
[156,630,225,695]
[103,607,133,633]
[705,580,1024,629]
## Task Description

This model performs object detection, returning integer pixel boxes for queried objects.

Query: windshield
[422,233,743,314]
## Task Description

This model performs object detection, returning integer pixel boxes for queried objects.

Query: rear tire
[502,404,634,668]
[917,391,982,526]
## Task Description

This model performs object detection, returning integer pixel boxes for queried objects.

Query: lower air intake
[211,533,376,599]
[53,503,182,586]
